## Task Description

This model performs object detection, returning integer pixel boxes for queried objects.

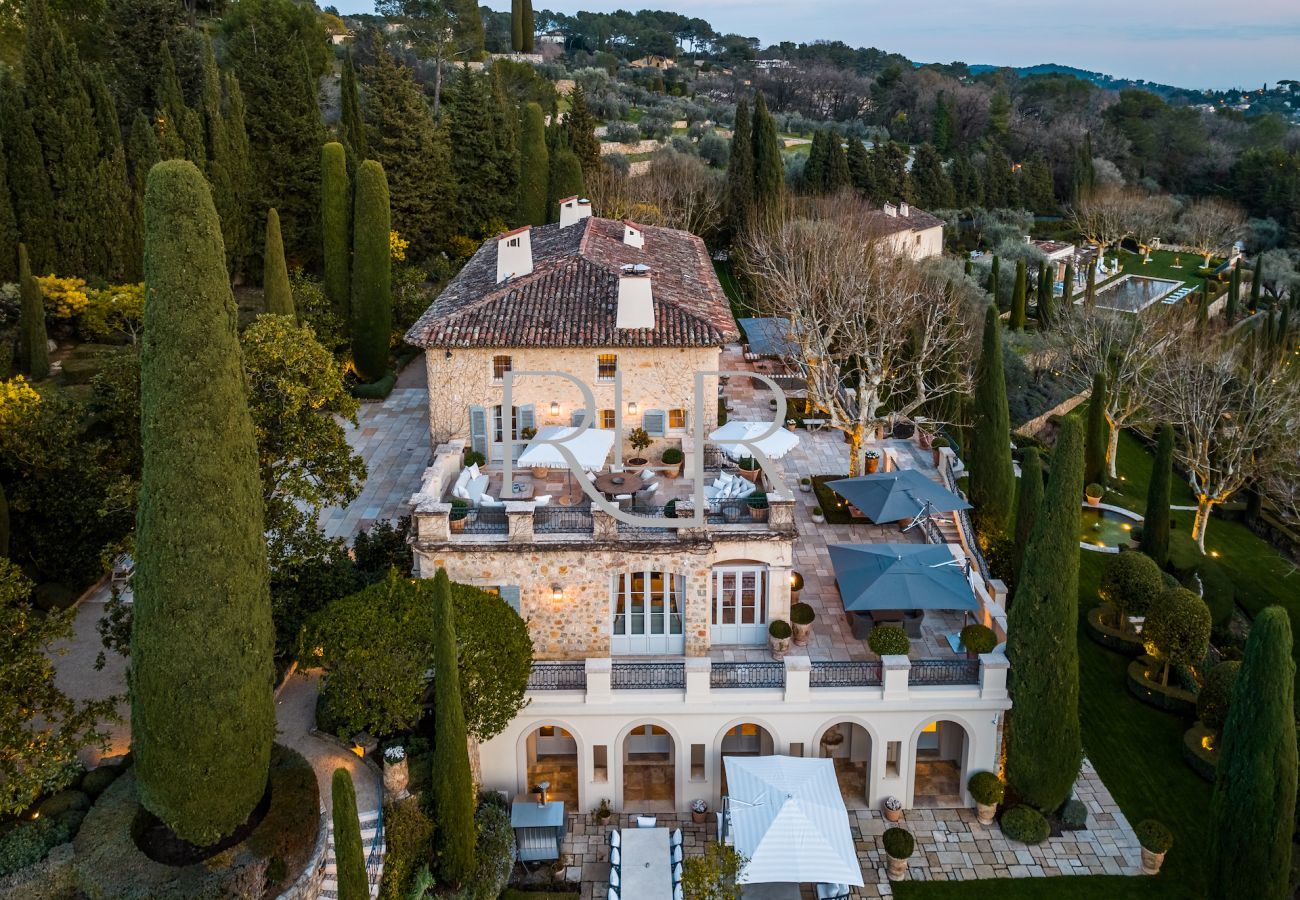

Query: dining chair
[610,846,620,871]
[670,828,682,848]
[608,829,621,848]
[635,814,657,828]
[609,867,620,888]
[672,861,683,884]
[607,887,618,900]
[670,844,683,864]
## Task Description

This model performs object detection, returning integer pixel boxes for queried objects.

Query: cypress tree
[1005,417,1085,814]
[564,82,601,180]
[86,66,139,282]
[448,0,485,60]
[220,72,256,280]
[751,93,784,211]
[547,145,584,221]
[0,134,17,284]
[521,0,535,52]
[321,142,351,317]
[1009,259,1028,329]
[726,97,754,235]
[263,208,294,317]
[964,258,973,277]
[340,50,368,165]
[132,160,274,844]
[988,255,1000,304]
[510,0,523,52]
[826,130,851,192]
[1013,446,1043,579]
[516,102,549,227]
[1084,372,1108,488]
[1062,261,1075,307]
[907,142,954,210]
[1196,279,1210,331]
[17,244,49,380]
[431,568,476,885]
[155,41,205,169]
[0,76,57,273]
[970,304,1015,537]
[1037,264,1054,329]
[1208,607,1296,899]
[351,160,392,384]
[1249,257,1262,312]
[1225,263,1240,322]
[803,130,828,193]
[0,482,8,559]
[331,768,368,900]
[1141,424,1173,568]
[1085,262,1097,305]
[845,134,870,193]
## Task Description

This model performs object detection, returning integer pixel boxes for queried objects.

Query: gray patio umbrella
[826,469,971,524]
[827,543,980,613]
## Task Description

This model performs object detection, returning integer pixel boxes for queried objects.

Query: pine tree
[1085,372,1108,488]
[1037,264,1054,330]
[447,67,516,234]
[516,102,549,226]
[488,67,520,226]
[1249,256,1263,312]
[726,97,754,235]
[448,0,485,60]
[982,145,1018,209]
[1208,607,1296,899]
[17,244,49,380]
[1062,262,1075,307]
[751,93,784,211]
[547,144,584,221]
[1013,446,1043,579]
[1009,259,1028,330]
[932,93,953,155]
[907,143,954,210]
[951,154,982,206]
[340,50,368,165]
[826,130,851,193]
[970,304,1015,537]
[351,160,392,384]
[521,0,535,52]
[866,141,909,203]
[0,76,57,273]
[1021,154,1056,214]
[133,160,274,844]
[1225,262,1240,322]
[321,142,351,318]
[1196,279,1210,331]
[1005,417,1085,814]
[0,134,18,283]
[331,768,369,900]
[430,568,477,885]
[263,208,294,317]
[803,130,828,193]
[1141,424,1173,568]
[510,0,523,51]
[564,82,601,180]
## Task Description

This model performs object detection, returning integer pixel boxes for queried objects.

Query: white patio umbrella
[516,425,616,473]
[723,756,864,887]
[709,420,800,461]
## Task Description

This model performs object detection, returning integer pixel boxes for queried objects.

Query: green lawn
[1109,248,1219,292]
[713,259,752,319]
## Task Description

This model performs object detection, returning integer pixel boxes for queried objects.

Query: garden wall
[274,804,330,900]
[1015,388,1089,441]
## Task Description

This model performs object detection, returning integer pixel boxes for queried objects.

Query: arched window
[611,570,685,655]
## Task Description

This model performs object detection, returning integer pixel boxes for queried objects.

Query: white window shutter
[643,409,666,436]
[469,405,488,455]
[498,585,522,615]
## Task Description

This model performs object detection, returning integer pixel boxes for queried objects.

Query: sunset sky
[329,0,1298,91]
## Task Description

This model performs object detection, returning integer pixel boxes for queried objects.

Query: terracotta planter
[531,466,549,479]
[917,431,933,450]
[383,757,410,801]
[627,457,649,468]
[786,424,797,432]
[662,461,683,479]
[738,466,761,483]
[866,456,881,474]
[769,635,790,660]
[450,515,467,533]
[748,504,769,522]
[883,804,903,823]
[975,802,997,826]
[932,449,944,467]
[886,854,909,881]
[1140,847,1166,875]
[792,621,813,646]
[1086,494,1102,507]
[597,814,612,827]
[692,810,707,824]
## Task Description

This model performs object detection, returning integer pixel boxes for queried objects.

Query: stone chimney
[883,202,897,217]
[622,220,644,249]
[558,196,593,229]
[495,226,533,283]
[616,264,654,329]
[899,202,910,217]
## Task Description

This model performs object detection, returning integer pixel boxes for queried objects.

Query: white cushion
[643,482,659,494]
[480,494,502,507]
[466,474,489,504]
[705,485,724,500]
[636,815,657,828]
[614,493,632,501]
[532,494,551,506]
[640,468,655,479]
[453,469,471,499]
[712,475,730,490]
[467,462,481,480]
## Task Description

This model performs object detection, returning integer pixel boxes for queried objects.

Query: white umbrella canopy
[709,421,801,461]
[724,756,864,887]
[516,425,616,471]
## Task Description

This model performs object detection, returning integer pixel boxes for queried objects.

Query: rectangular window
[492,355,512,383]
[690,743,706,781]
[789,742,804,758]
[886,740,902,777]
[668,408,687,430]
[599,408,616,429]
[597,354,618,381]
[593,745,608,783]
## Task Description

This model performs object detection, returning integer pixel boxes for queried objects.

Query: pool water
[1079,506,1140,550]
[1092,276,1180,313]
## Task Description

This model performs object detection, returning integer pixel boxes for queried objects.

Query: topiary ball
[1136,819,1173,854]
[791,601,814,625]
[1001,805,1050,844]
[967,771,1004,806]
[960,624,997,655]
[868,625,910,657]
[881,826,914,859]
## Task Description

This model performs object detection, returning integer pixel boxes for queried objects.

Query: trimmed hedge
[1001,806,1050,844]
[1125,656,1198,715]
[1083,606,1145,656]
[350,369,397,400]
[868,625,910,656]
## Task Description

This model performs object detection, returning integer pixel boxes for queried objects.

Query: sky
[328,0,1299,91]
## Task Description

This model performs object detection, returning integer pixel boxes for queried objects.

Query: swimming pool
[1090,275,1181,313]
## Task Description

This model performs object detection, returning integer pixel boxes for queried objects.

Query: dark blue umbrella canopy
[826,469,971,523]
[738,317,799,357]
[828,543,980,612]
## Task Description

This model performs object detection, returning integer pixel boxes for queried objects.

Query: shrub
[1060,798,1088,829]
[790,601,813,624]
[79,767,120,799]
[967,771,1004,806]
[350,370,397,400]
[932,437,950,450]
[882,827,914,859]
[378,798,434,900]
[868,625,910,657]
[449,497,469,521]
[463,450,486,468]
[738,455,759,471]
[661,447,684,465]
[663,499,677,518]
[36,789,90,819]
[0,817,75,877]
[960,624,997,655]
[1099,551,1163,625]
[746,490,768,509]
[1001,806,1050,844]
[447,801,514,900]
[628,427,652,454]
[1136,819,1173,854]
[1085,482,1103,499]
[768,619,791,640]
[1142,586,1212,684]
[1197,661,1241,734]
[332,769,368,900]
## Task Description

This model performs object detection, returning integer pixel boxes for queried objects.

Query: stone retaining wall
[275,804,330,900]
[0,843,76,900]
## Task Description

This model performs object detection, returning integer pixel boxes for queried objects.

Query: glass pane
[719,573,736,625]
[630,573,645,634]
[740,572,757,624]
[650,594,665,634]
[670,576,683,633]
[613,575,626,635]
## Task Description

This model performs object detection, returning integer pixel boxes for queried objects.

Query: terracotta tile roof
[405,217,739,349]
[866,204,945,237]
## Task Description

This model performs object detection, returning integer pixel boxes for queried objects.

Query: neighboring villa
[404,204,1010,817]
[868,202,945,260]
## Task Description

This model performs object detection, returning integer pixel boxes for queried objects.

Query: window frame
[667,408,687,431]
[491,354,513,384]
[596,353,618,382]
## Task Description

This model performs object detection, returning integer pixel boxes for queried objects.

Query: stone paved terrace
[524,761,1138,899]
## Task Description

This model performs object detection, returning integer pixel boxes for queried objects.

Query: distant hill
[960,62,1202,99]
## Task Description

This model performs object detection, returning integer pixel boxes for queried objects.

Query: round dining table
[592,471,646,497]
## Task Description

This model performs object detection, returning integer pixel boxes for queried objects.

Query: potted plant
[769,398,778,410]
[661,446,684,478]
[593,797,612,826]
[931,437,950,467]
[449,497,470,533]
[868,625,911,658]
[882,826,914,880]
[382,745,409,800]
[959,623,997,660]
[865,449,881,474]
[768,619,792,660]
[520,425,537,441]
[799,476,812,494]
[1086,482,1104,506]
[811,507,825,524]
[1136,819,1173,875]
[690,798,708,824]
[785,418,797,432]
[967,771,1004,825]
[464,449,486,468]
[663,498,678,519]
[737,455,761,483]
[627,427,652,467]
[791,600,815,646]
[746,490,769,522]
[881,795,904,823]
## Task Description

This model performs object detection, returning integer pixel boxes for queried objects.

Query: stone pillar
[768,564,793,624]
[881,655,911,700]
[505,502,535,542]
[413,500,451,543]
[767,492,796,533]
[585,657,612,704]
[979,652,1010,700]
[684,657,711,702]
[592,508,618,541]
[783,654,810,702]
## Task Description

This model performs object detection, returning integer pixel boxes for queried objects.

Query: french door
[611,570,685,655]
[710,566,768,645]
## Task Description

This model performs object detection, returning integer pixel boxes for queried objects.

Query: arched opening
[817,722,873,809]
[622,724,676,813]
[913,719,969,808]
[718,722,776,795]
[523,725,579,807]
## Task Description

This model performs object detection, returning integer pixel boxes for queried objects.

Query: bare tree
[1176,197,1245,268]
[588,151,727,239]
[1146,332,1300,551]
[1129,193,1179,262]
[376,0,458,117]
[740,195,975,475]
[1068,185,1145,263]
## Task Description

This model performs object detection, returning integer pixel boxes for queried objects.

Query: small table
[507,481,535,501]
[619,827,673,900]
[593,472,646,498]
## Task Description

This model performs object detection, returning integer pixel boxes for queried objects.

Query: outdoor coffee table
[508,481,535,501]
[593,472,646,497]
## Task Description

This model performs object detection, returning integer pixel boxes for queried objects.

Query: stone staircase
[319,808,384,900]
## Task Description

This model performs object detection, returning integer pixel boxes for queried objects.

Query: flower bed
[1125,656,1198,715]
[1084,606,1145,657]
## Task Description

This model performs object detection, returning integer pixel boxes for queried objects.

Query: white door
[490,404,534,462]
[710,566,768,645]
[611,571,685,655]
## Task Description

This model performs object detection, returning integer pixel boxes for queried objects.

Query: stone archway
[717,722,776,795]
[912,719,969,808]
[522,724,580,807]
[815,721,874,809]
[622,723,676,813]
